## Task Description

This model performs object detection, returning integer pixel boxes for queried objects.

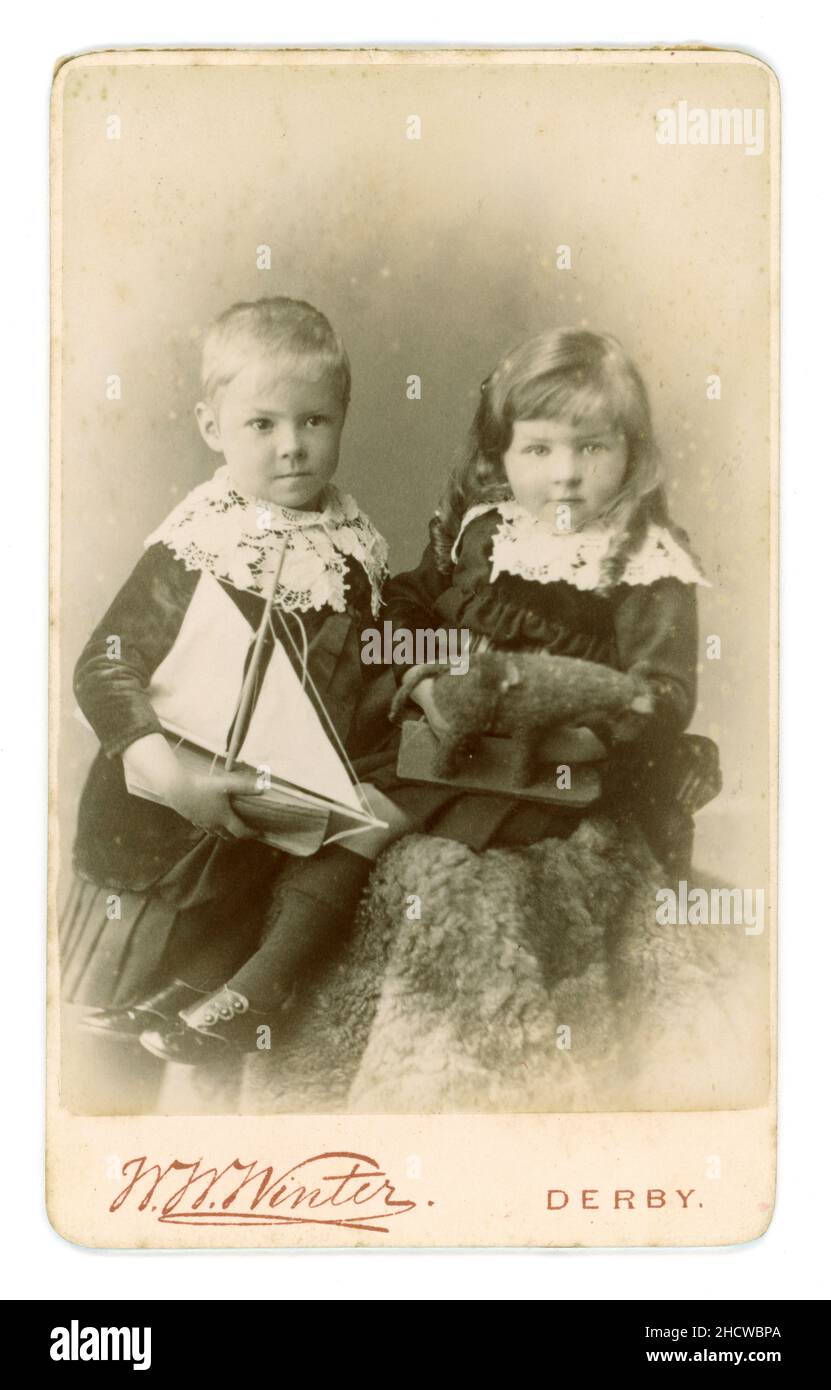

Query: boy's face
[195,357,346,511]
[502,415,628,531]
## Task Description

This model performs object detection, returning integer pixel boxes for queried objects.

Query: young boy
[70,297,408,1064]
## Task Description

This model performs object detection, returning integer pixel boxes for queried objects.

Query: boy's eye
[305,414,328,427]
[523,444,550,456]
[248,418,273,432]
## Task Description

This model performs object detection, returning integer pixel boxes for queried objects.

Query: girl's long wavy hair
[430,328,697,588]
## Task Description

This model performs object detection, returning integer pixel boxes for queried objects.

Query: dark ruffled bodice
[432,512,615,662]
[384,508,700,744]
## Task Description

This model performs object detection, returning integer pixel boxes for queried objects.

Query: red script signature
[110,1152,421,1233]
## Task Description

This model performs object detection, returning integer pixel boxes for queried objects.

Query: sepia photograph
[48,45,778,1247]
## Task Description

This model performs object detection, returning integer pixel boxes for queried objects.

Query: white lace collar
[452,501,709,591]
[145,464,388,616]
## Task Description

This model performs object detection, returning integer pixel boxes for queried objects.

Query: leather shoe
[79,979,206,1042]
[139,984,285,1067]
[138,1022,233,1066]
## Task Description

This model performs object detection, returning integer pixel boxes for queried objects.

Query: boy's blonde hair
[201,297,351,408]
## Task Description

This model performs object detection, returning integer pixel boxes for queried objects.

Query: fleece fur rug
[221,816,769,1116]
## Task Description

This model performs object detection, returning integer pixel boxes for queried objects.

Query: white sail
[145,571,365,816]
[147,572,252,757]
[239,638,364,813]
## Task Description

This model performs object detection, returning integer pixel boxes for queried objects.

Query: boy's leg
[227,843,373,1008]
[139,789,414,1060]
[155,881,272,990]
[227,787,412,1009]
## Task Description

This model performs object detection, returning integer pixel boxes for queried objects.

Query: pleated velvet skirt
[59,835,286,1010]
[59,876,185,1008]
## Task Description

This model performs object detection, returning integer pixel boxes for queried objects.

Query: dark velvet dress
[368,506,703,854]
[60,535,393,1009]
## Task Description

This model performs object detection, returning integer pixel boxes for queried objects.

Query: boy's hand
[165,768,263,840]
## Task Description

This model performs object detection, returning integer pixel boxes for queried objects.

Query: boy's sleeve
[609,577,699,746]
[73,543,200,759]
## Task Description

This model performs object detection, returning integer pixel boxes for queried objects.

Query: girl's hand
[164,767,263,840]
[539,726,608,762]
[410,676,452,737]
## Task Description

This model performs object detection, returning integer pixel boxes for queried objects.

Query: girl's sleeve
[609,577,699,745]
[382,535,452,685]
[73,542,200,759]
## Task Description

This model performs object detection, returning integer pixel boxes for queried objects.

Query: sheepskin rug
[234,816,769,1115]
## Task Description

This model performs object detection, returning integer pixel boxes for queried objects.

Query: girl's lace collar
[145,464,388,616]
[452,501,709,591]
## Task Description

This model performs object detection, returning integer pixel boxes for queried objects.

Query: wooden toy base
[396,719,604,807]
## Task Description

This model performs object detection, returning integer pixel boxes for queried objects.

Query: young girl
[370,327,712,859]
[61,296,407,1066]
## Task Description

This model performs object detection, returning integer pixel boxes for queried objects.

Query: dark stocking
[227,845,374,1010]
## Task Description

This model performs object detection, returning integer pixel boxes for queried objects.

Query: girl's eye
[582,442,609,456]
[305,414,327,427]
[523,445,549,456]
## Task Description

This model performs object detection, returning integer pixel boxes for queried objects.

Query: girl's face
[502,415,628,531]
